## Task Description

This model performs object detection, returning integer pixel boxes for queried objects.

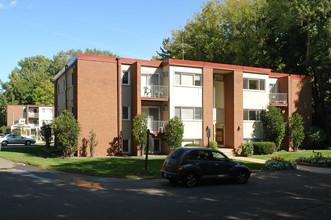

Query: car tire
[183,172,199,187]
[2,141,8,146]
[26,141,31,146]
[235,170,249,184]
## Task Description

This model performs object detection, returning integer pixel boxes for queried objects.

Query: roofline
[7,104,53,107]
[54,53,306,81]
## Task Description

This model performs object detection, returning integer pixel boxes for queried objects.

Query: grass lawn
[251,150,331,161]
[0,147,265,178]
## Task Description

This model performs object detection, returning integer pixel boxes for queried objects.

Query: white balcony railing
[269,93,287,104]
[147,120,167,133]
[142,85,168,98]
[29,113,39,117]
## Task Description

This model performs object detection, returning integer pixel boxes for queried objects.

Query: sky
[0,0,205,82]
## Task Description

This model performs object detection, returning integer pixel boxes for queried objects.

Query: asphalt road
[0,157,331,220]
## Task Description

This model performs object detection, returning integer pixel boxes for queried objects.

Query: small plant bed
[265,157,297,170]
[295,152,331,167]
[251,150,331,161]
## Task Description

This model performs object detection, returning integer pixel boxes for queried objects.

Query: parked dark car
[1,134,36,146]
[160,147,251,187]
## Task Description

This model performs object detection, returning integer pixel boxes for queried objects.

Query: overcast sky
[0,0,205,82]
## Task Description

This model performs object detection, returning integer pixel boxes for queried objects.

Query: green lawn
[0,147,264,178]
[251,150,331,161]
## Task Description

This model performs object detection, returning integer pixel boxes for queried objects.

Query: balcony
[269,93,288,106]
[28,113,39,118]
[142,85,168,100]
[147,120,167,133]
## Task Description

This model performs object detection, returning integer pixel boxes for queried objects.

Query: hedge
[252,142,276,155]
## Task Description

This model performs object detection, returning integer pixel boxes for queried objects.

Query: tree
[132,114,148,156]
[287,113,305,152]
[261,105,285,150]
[165,116,184,150]
[40,122,52,148]
[89,130,98,157]
[52,110,81,157]
[32,81,54,105]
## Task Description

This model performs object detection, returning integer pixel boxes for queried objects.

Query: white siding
[169,66,203,144]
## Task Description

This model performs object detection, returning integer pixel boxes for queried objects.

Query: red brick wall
[131,62,141,156]
[224,71,243,150]
[7,105,24,126]
[76,59,118,157]
[202,68,214,146]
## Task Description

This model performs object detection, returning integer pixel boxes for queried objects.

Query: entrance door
[216,128,224,145]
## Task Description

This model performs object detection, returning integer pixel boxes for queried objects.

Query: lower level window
[243,109,261,121]
[122,139,129,153]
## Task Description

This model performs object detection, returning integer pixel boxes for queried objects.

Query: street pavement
[0,156,331,220]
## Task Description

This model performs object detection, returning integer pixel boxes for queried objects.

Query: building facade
[6,105,54,139]
[54,54,312,156]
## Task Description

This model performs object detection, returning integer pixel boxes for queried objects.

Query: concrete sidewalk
[228,155,266,164]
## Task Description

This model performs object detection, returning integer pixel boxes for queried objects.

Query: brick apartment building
[54,54,312,157]
[6,105,54,139]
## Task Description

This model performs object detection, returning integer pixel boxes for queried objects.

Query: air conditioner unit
[159,127,164,133]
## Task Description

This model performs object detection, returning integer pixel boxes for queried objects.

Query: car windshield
[168,148,186,159]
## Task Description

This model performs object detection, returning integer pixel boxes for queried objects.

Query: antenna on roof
[182,36,185,60]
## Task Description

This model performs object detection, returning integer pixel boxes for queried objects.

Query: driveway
[0,157,331,219]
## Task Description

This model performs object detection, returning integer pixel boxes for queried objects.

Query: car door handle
[194,162,200,165]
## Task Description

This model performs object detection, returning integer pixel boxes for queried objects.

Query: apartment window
[122,106,130,120]
[122,139,130,153]
[175,107,202,120]
[243,78,265,91]
[174,72,202,87]
[122,70,130,85]
[243,109,261,121]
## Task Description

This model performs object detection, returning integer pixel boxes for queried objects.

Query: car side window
[186,151,199,160]
[211,152,227,161]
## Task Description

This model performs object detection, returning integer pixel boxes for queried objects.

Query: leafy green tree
[0,125,6,134]
[52,110,81,157]
[287,113,305,152]
[132,114,148,155]
[89,130,98,157]
[40,123,52,148]
[165,116,184,150]
[261,105,285,150]
[32,81,54,105]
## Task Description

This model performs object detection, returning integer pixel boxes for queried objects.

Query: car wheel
[26,141,31,146]
[2,141,8,146]
[184,172,199,187]
[236,170,249,184]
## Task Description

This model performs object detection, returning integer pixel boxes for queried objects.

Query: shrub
[185,143,202,147]
[165,116,184,150]
[265,157,297,170]
[286,113,305,152]
[260,105,285,150]
[295,152,331,167]
[52,110,81,157]
[239,143,254,156]
[209,141,218,150]
[302,126,327,149]
[40,123,52,147]
[132,114,148,155]
[89,130,98,157]
[253,142,276,155]
[0,125,6,134]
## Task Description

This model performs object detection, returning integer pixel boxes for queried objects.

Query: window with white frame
[122,106,130,120]
[122,70,130,85]
[122,139,130,153]
[243,109,261,121]
[175,107,202,120]
[174,72,202,87]
[243,78,265,91]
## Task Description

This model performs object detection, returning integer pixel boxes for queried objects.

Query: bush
[208,141,218,150]
[253,142,276,155]
[185,143,202,147]
[302,126,327,149]
[165,116,184,150]
[265,157,297,170]
[239,143,254,156]
[295,152,331,167]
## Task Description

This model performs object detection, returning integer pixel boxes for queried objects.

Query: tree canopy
[156,0,331,141]
[0,48,118,126]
